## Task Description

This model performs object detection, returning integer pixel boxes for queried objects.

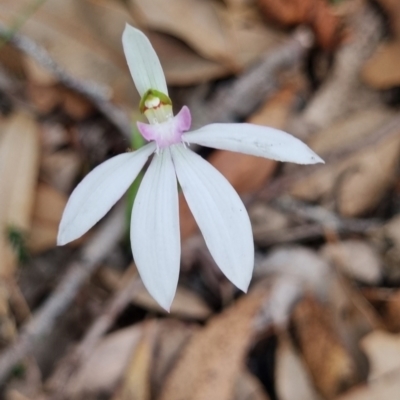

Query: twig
[46,268,141,399]
[253,196,382,246]
[0,22,132,139]
[0,203,126,384]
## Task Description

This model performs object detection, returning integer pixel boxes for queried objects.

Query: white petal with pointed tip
[122,24,168,97]
[131,149,180,311]
[58,143,156,245]
[183,123,324,164]
[171,144,254,291]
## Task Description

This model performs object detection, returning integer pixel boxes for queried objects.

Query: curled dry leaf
[257,0,341,50]
[320,240,382,285]
[291,296,358,398]
[159,288,269,400]
[0,113,40,277]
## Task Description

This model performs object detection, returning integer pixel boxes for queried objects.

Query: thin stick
[0,203,126,384]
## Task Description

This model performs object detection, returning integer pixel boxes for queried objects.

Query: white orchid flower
[58,24,324,311]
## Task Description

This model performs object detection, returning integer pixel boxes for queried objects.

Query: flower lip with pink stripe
[57,24,324,311]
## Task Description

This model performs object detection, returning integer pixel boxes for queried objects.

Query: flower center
[137,105,192,150]
[140,89,173,125]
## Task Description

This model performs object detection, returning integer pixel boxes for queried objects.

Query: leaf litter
[0,0,400,399]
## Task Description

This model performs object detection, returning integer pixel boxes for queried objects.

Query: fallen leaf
[336,331,400,399]
[131,0,236,66]
[151,320,198,399]
[257,0,342,50]
[132,0,286,72]
[28,184,67,253]
[291,296,358,398]
[335,372,400,400]
[320,240,382,285]
[234,369,271,400]
[361,330,400,380]
[148,31,229,85]
[113,322,157,400]
[68,324,143,396]
[362,42,400,89]
[0,113,40,276]
[275,335,321,400]
[159,288,269,400]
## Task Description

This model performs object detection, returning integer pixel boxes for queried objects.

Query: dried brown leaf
[321,240,382,285]
[159,289,269,400]
[291,296,358,398]
[275,335,321,400]
[132,0,235,66]
[233,369,270,400]
[257,0,342,50]
[68,325,143,396]
[362,42,400,89]
[335,372,400,400]
[361,330,400,380]
[336,331,400,399]
[28,184,67,253]
[0,113,40,276]
[113,322,157,400]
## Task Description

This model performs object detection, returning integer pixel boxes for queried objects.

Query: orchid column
[58,24,324,311]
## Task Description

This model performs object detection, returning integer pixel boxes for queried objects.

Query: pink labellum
[137,106,192,149]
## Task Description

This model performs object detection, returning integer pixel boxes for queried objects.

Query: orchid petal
[171,145,254,291]
[58,143,156,245]
[183,123,324,164]
[122,24,168,97]
[131,149,180,311]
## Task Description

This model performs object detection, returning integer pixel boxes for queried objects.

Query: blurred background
[0,0,400,399]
